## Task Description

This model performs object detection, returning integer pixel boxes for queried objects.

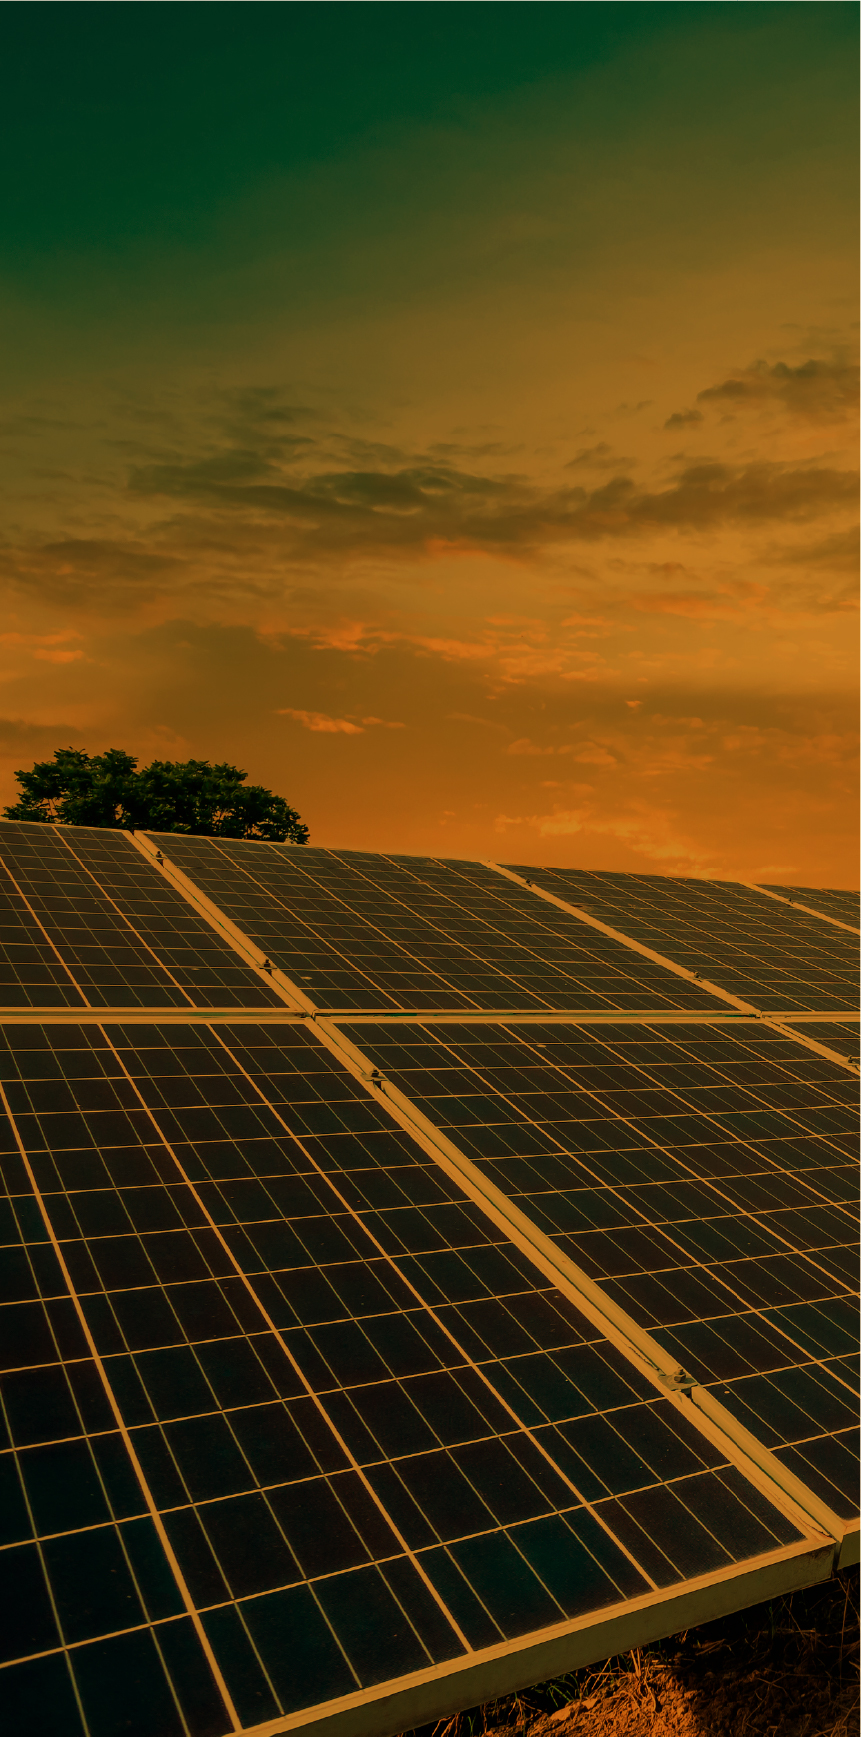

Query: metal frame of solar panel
[0,819,856,1737]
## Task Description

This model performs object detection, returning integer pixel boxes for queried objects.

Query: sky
[1,2,857,886]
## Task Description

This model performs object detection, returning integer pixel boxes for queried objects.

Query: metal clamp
[662,1367,698,1394]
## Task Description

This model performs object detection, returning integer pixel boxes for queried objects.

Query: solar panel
[0,825,284,1012]
[341,1019,859,1529]
[502,864,858,1014]
[797,1022,860,1061]
[759,884,860,929]
[0,852,87,1008]
[0,819,855,1737]
[145,837,721,1015]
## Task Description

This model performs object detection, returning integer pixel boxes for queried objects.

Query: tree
[3,749,310,843]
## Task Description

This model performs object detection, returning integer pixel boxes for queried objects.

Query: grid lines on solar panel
[342,1018,859,1525]
[0,850,87,1009]
[0,823,286,1014]
[55,826,286,1011]
[0,1020,806,1736]
[759,885,860,929]
[146,835,721,1015]
[502,864,859,1013]
[787,1024,860,1062]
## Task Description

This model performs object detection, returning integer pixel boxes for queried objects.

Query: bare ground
[403,1568,859,1737]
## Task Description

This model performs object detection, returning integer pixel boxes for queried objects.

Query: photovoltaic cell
[344,1019,859,1520]
[0,853,86,1009]
[0,824,284,1012]
[147,836,719,1014]
[0,1020,807,1736]
[503,864,858,1013]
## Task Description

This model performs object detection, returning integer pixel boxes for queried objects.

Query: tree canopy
[3,749,310,843]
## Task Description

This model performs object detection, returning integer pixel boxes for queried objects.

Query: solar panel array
[0,822,857,1737]
[150,837,719,1014]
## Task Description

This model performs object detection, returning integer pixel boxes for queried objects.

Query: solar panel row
[147,837,721,1015]
[0,821,855,1737]
[500,862,858,1014]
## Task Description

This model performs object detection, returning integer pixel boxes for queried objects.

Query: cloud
[663,408,704,429]
[627,581,770,621]
[123,438,857,562]
[506,738,555,756]
[276,707,364,734]
[564,443,635,471]
[697,356,859,421]
[495,800,717,873]
[0,539,184,611]
[557,742,617,766]
[0,629,85,662]
[764,525,859,572]
[446,712,509,733]
[0,717,84,755]
[275,707,404,733]
[604,463,857,531]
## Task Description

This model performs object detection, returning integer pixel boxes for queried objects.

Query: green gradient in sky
[0,3,857,883]
[2,4,856,263]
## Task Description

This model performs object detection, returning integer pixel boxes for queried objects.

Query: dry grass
[402,1568,859,1737]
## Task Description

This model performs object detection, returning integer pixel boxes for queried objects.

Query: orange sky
[1,5,857,885]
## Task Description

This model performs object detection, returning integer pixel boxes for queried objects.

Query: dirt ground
[404,1568,859,1737]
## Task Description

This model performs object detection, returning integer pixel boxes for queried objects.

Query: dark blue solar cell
[0,1652,85,1737]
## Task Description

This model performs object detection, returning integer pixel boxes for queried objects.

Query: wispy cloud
[494,799,718,874]
[276,707,364,734]
[0,629,85,662]
[564,443,635,470]
[275,707,404,734]
[697,356,859,421]
[663,408,704,429]
[123,439,856,561]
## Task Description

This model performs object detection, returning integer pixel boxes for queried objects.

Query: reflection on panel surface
[504,863,858,1012]
[148,836,718,1015]
[0,1021,808,1736]
[345,1019,860,1521]
[0,824,284,1011]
